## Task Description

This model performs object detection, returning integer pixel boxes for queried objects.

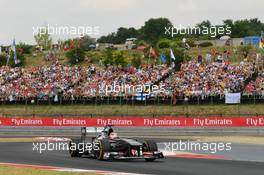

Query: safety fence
[0,94,264,105]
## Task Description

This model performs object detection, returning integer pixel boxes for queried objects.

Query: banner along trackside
[0,117,264,127]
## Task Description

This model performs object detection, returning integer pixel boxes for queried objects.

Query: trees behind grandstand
[65,47,85,64]
[223,18,264,38]
[98,18,172,45]
[98,17,264,45]
[79,35,96,51]
[131,52,142,69]
[98,27,138,44]
[102,49,128,67]
[34,28,52,50]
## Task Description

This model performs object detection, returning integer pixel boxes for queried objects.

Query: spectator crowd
[0,57,263,103]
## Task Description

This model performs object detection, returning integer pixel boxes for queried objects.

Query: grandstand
[0,53,263,106]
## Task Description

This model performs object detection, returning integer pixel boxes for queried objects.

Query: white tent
[220,36,230,40]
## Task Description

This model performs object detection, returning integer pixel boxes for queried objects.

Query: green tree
[138,17,173,44]
[65,47,85,64]
[98,27,138,44]
[17,42,33,54]
[34,28,52,50]
[136,40,147,46]
[195,20,212,39]
[102,48,114,66]
[115,27,138,44]
[0,54,7,66]
[79,35,96,51]
[113,50,127,67]
[156,38,171,49]
[97,32,116,43]
[131,53,142,68]
[238,45,253,54]
[196,20,212,29]
[223,19,234,29]
[227,18,264,37]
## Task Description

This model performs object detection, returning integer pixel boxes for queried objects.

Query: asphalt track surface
[0,142,264,175]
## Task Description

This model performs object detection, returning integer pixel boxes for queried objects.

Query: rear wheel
[95,139,111,160]
[69,139,82,157]
[143,140,158,161]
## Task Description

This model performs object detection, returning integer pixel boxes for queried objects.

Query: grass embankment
[0,138,34,142]
[22,45,259,68]
[0,104,263,117]
[0,166,98,175]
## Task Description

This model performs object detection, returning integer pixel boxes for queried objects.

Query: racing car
[69,125,164,161]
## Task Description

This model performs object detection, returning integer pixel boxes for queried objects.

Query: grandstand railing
[0,94,264,106]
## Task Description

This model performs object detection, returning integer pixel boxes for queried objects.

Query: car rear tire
[95,139,111,160]
[143,140,158,161]
[143,140,158,152]
[69,139,82,157]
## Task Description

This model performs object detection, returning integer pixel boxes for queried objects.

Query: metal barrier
[0,127,264,136]
[1,94,264,106]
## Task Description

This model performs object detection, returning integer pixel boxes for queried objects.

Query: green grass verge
[0,104,263,117]
[0,166,98,175]
[0,138,34,143]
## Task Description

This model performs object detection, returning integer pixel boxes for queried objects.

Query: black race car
[69,125,164,161]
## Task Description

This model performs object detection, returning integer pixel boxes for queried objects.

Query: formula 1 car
[69,125,164,161]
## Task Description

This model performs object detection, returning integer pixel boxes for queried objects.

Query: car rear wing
[80,127,104,142]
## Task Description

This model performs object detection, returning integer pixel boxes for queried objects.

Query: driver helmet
[109,132,118,139]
